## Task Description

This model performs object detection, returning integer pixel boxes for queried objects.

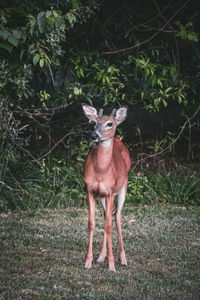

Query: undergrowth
[127,170,200,207]
[1,159,200,211]
[0,160,85,211]
[1,97,200,211]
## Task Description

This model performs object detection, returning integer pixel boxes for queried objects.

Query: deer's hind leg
[97,197,107,263]
[115,184,127,266]
[105,194,115,271]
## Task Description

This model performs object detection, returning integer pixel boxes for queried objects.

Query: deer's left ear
[115,107,128,125]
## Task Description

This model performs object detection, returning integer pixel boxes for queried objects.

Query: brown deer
[82,104,131,271]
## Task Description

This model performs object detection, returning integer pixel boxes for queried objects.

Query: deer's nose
[91,130,99,140]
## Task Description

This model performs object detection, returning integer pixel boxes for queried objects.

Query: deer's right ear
[82,104,98,122]
[115,107,128,125]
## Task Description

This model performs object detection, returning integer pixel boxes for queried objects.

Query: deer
[82,104,131,271]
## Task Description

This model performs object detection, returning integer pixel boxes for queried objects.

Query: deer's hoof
[120,252,127,266]
[85,258,93,269]
[120,256,127,266]
[108,262,116,272]
[97,254,106,263]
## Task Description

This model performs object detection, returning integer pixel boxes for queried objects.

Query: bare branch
[0,181,13,190]
[34,131,78,161]
[132,105,200,171]
[11,139,42,166]
[102,0,190,55]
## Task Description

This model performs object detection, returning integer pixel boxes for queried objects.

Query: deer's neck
[96,138,113,172]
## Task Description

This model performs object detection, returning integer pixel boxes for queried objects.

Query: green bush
[127,173,156,205]
[0,159,85,211]
[1,164,200,211]
[127,171,200,207]
[151,172,200,206]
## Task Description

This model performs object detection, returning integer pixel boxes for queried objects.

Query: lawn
[0,205,200,299]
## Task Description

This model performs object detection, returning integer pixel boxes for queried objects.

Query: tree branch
[102,0,190,55]
[132,104,200,171]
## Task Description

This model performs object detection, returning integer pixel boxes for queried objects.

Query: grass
[0,205,200,299]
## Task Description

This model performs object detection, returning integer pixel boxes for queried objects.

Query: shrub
[127,171,200,207]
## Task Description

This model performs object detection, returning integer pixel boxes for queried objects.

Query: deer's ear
[82,104,98,122]
[115,107,128,125]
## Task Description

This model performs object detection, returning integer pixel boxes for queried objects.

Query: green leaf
[145,68,150,77]
[37,11,45,32]
[151,76,157,87]
[162,99,168,107]
[46,15,55,26]
[162,68,168,76]
[0,29,10,40]
[33,54,40,66]
[37,11,46,22]
[122,93,126,100]
[12,30,22,39]
[67,12,76,25]
[52,10,59,18]
[79,68,84,77]
[178,95,182,104]
[72,0,79,9]
[87,97,93,105]
[73,87,79,95]
[45,10,52,18]
[8,35,19,47]
[39,58,44,68]
[187,32,198,42]
[157,78,163,88]
[165,87,172,93]
[0,41,13,53]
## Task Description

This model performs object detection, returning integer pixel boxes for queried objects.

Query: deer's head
[82,104,128,143]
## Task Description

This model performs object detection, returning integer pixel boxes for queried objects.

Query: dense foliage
[0,0,200,210]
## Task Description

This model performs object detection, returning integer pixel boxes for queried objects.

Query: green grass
[0,205,200,299]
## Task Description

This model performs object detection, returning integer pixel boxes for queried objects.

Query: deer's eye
[107,122,113,127]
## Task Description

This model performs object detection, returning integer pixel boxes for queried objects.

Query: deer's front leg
[85,192,96,269]
[97,197,107,263]
[105,194,115,271]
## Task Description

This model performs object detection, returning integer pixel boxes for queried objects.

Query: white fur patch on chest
[100,139,112,148]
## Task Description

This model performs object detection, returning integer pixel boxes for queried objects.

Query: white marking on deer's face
[91,116,117,143]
